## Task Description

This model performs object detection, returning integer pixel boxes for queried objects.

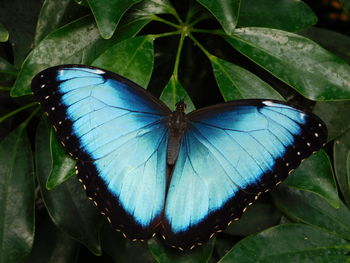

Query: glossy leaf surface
[219,224,350,263]
[225,27,350,100]
[93,35,154,88]
[238,0,317,32]
[0,126,34,263]
[196,0,240,34]
[35,119,102,255]
[274,186,350,240]
[88,0,142,39]
[210,56,284,101]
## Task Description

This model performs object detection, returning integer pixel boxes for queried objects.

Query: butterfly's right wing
[32,65,171,240]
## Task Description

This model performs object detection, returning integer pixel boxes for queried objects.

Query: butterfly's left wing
[162,99,327,250]
[32,65,171,240]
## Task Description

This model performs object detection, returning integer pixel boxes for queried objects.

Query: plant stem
[21,106,40,128]
[151,15,181,29]
[188,33,213,59]
[191,28,227,36]
[0,102,38,124]
[173,30,186,79]
[0,86,11,91]
[151,30,182,39]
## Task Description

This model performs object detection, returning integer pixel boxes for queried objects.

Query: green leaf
[347,151,350,191]
[46,130,76,189]
[12,15,122,97]
[334,129,350,207]
[93,35,154,88]
[299,27,350,64]
[196,0,240,34]
[26,216,80,263]
[160,75,195,113]
[148,238,214,263]
[225,27,350,101]
[238,0,317,32]
[0,57,17,80]
[0,126,34,263]
[0,23,9,42]
[285,150,339,208]
[114,0,175,43]
[273,186,350,241]
[87,0,143,39]
[34,0,71,45]
[219,224,350,263]
[340,0,350,13]
[313,101,350,141]
[0,0,43,65]
[35,119,102,255]
[101,224,156,263]
[225,202,282,236]
[210,56,284,101]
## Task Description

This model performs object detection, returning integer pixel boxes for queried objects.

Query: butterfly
[31,64,327,250]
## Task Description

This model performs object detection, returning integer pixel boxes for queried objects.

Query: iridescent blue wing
[163,100,327,249]
[32,65,171,240]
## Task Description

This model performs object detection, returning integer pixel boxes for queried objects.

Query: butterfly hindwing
[162,100,327,249]
[32,65,171,240]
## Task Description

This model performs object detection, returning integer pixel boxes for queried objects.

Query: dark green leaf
[219,224,350,263]
[12,16,97,96]
[0,126,34,263]
[93,35,154,88]
[196,0,240,34]
[114,0,175,43]
[26,216,80,263]
[225,28,350,101]
[0,0,42,65]
[34,0,72,45]
[285,150,339,208]
[101,223,156,263]
[47,131,76,189]
[160,75,195,113]
[35,119,102,255]
[0,57,17,80]
[87,0,143,39]
[299,27,350,64]
[225,202,281,236]
[148,238,214,263]
[0,23,9,42]
[210,56,284,101]
[12,15,122,97]
[273,186,350,240]
[238,0,317,32]
[334,130,350,207]
[313,101,350,141]
[340,0,350,13]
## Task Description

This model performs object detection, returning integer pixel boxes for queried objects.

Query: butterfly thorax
[167,101,188,137]
[166,101,188,166]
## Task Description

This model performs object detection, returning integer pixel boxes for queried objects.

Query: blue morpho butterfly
[32,65,327,250]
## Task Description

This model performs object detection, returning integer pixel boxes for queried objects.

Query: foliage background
[1,0,350,262]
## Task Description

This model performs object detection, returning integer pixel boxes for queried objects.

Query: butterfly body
[32,65,327,250]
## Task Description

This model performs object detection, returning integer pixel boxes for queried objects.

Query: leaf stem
[21,106,40,128]
[0,102,38,124]
[173,30,186,79]
[151,15,181,29]
[188,33,213,59]
[191,28,227,36]
[0,86,11,91]
[151,30,181,39]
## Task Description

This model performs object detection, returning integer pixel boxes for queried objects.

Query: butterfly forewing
[32,65,171,240]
